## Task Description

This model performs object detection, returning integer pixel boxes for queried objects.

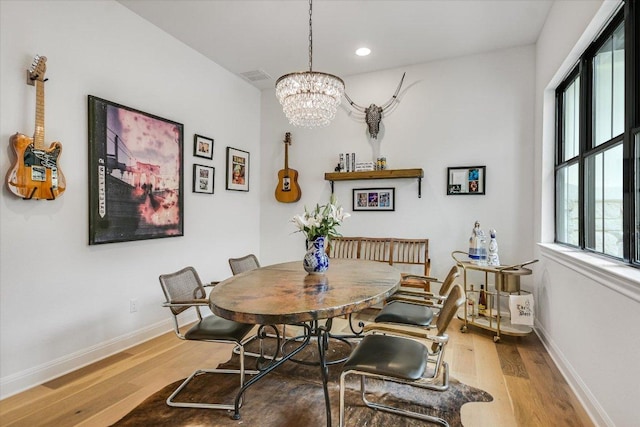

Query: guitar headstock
[284,132,291,145]
[26,55,47,86]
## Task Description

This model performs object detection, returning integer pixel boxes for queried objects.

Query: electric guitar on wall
[275,132,301,203]
[6,55,66,200]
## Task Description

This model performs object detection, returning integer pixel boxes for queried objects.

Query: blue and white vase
[303,236,329,274]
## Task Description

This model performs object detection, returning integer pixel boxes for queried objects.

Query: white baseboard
[534,323,612,427]
[0,317,181,400]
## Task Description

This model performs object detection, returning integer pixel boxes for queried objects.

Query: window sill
[538,243,640,303]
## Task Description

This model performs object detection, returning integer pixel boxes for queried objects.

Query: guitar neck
[34,79,45,149]
[284,141,289,172]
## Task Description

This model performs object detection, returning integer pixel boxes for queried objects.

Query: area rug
[112,337,492,426]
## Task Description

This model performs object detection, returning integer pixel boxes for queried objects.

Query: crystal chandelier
[275,0,345,128]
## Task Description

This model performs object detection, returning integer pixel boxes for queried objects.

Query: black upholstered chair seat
[375,300,434,326]
[185,315,254,342]
[344,334,428,380]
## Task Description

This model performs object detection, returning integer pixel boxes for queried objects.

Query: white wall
[0,1,261,398]
[534,1,640,426]
[260,46,536,282]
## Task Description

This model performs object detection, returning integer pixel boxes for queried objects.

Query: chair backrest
[229,254,260,275]
[159,266,206,316]
[435,283,465,337]
[438,265,460,297]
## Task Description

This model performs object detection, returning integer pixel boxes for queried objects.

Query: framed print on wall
[193,164,214,194]
[447,166,486,195]
[352,187,395,211]
[225,147,249,191]
[193,134,214,159]
[88,95,184,244]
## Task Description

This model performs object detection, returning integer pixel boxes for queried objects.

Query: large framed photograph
[225,147,249,191]
[193,164,214,194]
[352,187,395,211]
[447,166,486,195]
[88,96,184,244]
[193,134,214,159]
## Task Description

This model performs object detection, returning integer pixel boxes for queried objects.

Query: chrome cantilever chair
[339,283,466,426]
[159,266,257,410]
[228,254,286,354]
[228,254,261,276]
[374,265,460,330]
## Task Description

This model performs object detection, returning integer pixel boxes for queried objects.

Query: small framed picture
[447,166,486,195]
[194,134,214,159]
[226,147,249,192]
[352,188,395,211]
[193,164,214,194]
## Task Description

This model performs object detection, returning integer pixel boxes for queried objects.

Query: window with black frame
[555,1,639,263]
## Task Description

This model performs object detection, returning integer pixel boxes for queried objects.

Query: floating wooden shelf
[324,168,424,197]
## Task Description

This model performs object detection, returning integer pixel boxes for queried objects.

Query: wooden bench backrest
[329,237,430,276]
[359,238,392,263]
[329,236,360,259]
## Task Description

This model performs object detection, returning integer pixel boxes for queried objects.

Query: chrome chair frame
[339,283,465,426]
[391,265,460,307]
[369,265,460,333]
[160,266,258,410]
[228,254,285,359]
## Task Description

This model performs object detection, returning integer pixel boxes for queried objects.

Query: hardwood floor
[0,312,594,427]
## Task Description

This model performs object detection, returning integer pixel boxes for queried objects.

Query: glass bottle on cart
[467,284,478,318]
[478,284,487,315]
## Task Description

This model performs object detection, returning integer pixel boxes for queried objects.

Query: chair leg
[339,369,450,427]
[166,344,258,410]
[417,361,450,391]
[166,368,240,410]
[339,371,348,427]
[427,361,450,391]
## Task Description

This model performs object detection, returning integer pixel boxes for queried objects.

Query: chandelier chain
[275,0,344,128]
[308,0,313,72]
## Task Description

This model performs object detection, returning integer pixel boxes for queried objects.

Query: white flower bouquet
[291,195,350,241]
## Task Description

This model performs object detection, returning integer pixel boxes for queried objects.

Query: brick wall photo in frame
[88,96,184,244]
[225,147,249,191]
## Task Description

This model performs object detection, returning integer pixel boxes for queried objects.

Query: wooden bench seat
[328,236,431,292]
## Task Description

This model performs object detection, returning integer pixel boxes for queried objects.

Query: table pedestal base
[232,321,336,427]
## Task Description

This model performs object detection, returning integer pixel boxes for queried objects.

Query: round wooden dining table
[209,258,400,427]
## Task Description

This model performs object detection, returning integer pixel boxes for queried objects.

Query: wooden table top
[209,259,401,325]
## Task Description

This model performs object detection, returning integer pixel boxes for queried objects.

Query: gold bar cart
[452,251,538,342]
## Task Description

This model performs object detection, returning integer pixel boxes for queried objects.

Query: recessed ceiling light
[355,47,371,57]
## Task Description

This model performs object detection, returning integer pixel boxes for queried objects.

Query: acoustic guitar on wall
[6,55,66,200]
[275,132,301,203]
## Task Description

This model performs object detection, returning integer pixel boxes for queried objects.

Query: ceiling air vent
[239,69,272,82]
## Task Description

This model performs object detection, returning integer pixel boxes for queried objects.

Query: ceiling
[118,0,554,90]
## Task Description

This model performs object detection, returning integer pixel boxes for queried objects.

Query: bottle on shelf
[487,229,500,266]
[478,284,487,315]
[469,221,488,265]
[467,284,477,318]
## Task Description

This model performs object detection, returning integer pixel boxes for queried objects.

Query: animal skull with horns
[344,73,406,139]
